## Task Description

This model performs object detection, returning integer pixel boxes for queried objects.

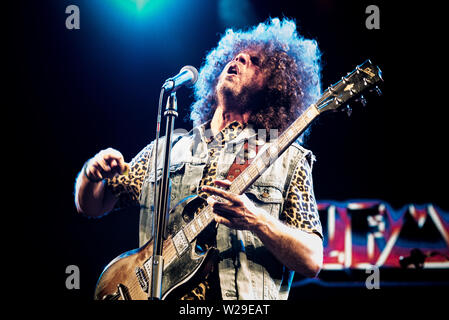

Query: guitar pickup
[172,230,189,256]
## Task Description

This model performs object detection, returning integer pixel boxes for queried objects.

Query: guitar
[94,60,383,300]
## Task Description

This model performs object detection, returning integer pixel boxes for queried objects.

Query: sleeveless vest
[138,124,313,300]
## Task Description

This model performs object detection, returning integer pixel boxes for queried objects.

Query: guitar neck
[229,104,320,195]
[181,104,320,242]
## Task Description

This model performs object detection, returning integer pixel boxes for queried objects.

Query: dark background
[13,0,448,307]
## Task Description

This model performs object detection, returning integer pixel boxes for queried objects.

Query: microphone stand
[150,91,178,299]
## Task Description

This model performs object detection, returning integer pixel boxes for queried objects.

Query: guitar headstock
[316,60,383,115]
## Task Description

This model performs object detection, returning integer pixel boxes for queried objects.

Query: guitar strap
[225,141,258,182]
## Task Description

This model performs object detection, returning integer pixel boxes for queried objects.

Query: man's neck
[210,104,250,136]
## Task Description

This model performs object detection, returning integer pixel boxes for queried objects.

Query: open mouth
[227,64,239,75]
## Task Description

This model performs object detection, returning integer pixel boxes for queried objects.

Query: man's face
[215,49,268,109]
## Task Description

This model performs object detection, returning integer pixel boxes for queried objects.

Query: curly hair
[190,17,322,141]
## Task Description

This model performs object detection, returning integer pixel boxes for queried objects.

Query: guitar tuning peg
[374,86,382,96]
[360,95,367,107]
[345,104,352,117]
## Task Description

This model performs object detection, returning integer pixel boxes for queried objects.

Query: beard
[217,80,266,114]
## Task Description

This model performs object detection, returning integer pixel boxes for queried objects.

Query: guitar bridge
[143,257,153,292]
[135,266,149,293]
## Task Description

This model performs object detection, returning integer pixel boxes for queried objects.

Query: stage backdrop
[291,200,449,290]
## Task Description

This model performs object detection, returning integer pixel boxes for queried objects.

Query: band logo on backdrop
[317,200,449,270]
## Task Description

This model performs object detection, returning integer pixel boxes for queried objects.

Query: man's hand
[202,179,322,277]
[202,180,266,231]
[85,148,128,182]
[75,148,127,216]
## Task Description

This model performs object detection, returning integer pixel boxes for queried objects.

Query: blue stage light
[135,0,149,11]
[113,0,166,16]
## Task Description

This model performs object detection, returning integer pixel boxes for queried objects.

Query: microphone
[162,65,198,92]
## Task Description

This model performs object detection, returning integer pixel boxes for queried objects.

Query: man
[75,18,323,300]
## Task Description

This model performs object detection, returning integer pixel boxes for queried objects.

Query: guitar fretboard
[182,104,320,242]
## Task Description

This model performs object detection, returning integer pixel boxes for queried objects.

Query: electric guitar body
[94,196,218,300]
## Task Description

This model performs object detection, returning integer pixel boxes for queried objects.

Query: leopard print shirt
[106,121,322,299]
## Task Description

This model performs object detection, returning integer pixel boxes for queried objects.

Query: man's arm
[203,180,323,278]
[250,210,323,277]
[74,148,126,217]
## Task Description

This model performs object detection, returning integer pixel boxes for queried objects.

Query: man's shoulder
[285,142,315,167]
[286,141,313,156]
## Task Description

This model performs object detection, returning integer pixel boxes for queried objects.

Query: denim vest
[138,124,313,300]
